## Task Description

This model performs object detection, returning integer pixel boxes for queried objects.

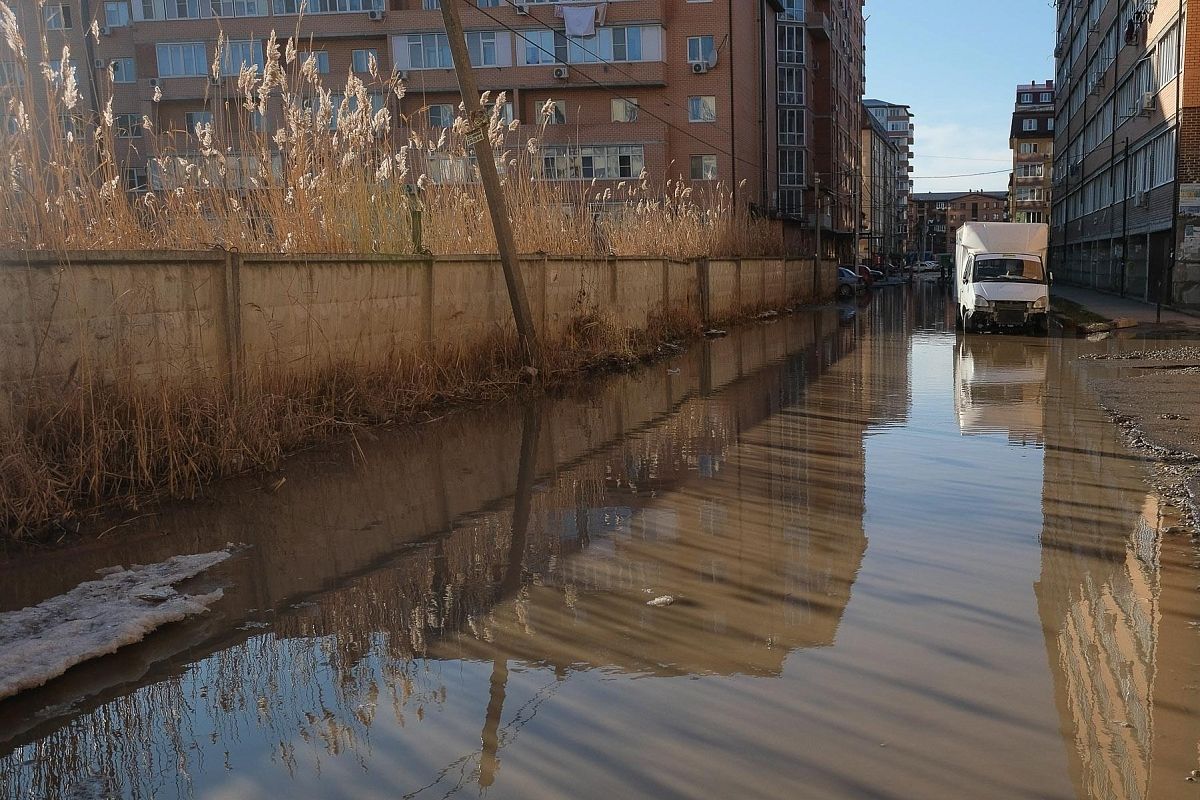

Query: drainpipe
[1166,0,1184,313]
[758,0,769,210]
[1121,137,1130,296]
[728,1,737,197]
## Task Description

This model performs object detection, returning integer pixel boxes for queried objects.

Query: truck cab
[956,222,1050,335]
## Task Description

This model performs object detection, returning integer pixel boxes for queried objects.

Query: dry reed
[0,8,780,258]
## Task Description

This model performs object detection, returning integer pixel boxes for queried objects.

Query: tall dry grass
[0,7,780,258]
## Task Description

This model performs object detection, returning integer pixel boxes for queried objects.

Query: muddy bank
[1074,343,1200,527]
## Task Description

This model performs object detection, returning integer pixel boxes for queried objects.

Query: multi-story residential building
[859,104,901,262]
[1009,80,1055,224]
[909,190,1008,257]
[2,0,867,259]
[1050,0,1189,307]
[863,98,914,252]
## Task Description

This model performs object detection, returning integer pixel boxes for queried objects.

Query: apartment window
[538,99,566,124]
[521,29,567,65]
[0,61,22,87]
[466,31,497,67]
[1015,188,1045,202]
[44,4,72,29]
[300,51,329,74]
[422,0,439,7]
[125,168,148,191]
[777,24,804,64]
[1017,164,1044,178]
[350,48,377,73]
[477,0,500,5]
[1151,129,1176,188]
[1046,118,1054,131]
[690,154,717,181]
[687,35,715,64]
[1157,25,1180,88]
[1019,92,1033,103]
[1039,92,1052,103]
[778,107,804,146]
[223,40,263,74]
[688,95,716,122]
[427,103,454,128]
[109,57,136,83]
[407,34,451,69]
[113,113,142,138]
[611,98,638,123]
[46,58,77,86]
[778,149,804,187]
[608,26,642,62]
[104,1,130,26]
[273,0,377,12]
[157,42,209,77]
[1022,118,1038,131]
[540,144,644,180]
[185,110,213,133]
[1019,142,1039,154]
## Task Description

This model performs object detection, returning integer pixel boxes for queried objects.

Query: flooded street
[1,287,1198,800]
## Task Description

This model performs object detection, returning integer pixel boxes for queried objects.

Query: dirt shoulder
[1076,343,1200,528]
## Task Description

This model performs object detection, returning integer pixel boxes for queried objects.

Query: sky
[865,0,1057,195]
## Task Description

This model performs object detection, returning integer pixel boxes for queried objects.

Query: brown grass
[0,9,781,259]
[0,306,705,542]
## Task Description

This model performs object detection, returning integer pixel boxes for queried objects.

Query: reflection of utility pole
[478,402,541,789]
[439,0,538,365]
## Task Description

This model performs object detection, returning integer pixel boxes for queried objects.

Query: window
[273,0,379,12]
[611,98,638,123]
[113,113,142,138]
[1017,164,1044,178]
[777,24,803,64]
[156,42,209,77]
[520,26,648,65]
[690,154,717,180]
[687,35,715,64]
[778,149,804,187]
[1046,118,1054,131]
[185,110,213,132]
[0,61,22,87]
[44,4,72,29]
[1019,142,1039,154]
[688,95,716,123]
[537,99,566,124]
[1022,118,1038,131]
[777,66,803,105]
[46,58,77,86]
[352,48,377,73]
[521,29,566,65]
[407,34,451,69]
[466,31,497,67]
[427,103,454,128]
[125,167,148,191]
[104,1,130,26]
[1039,92,1052,103]
[778,107,804,146]
[1019,92,1033,103]
[540,144,644,181]
[1157,24,1179,88]
[422,0,439,6]
[109,57,135,83]
[223,39,262,74]
[300,51,329,74]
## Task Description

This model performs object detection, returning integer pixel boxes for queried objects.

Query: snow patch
[0,550,231,702]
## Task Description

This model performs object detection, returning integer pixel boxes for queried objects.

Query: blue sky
[865,0,1057,194]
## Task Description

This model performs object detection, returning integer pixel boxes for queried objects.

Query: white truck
[955,222,1050,334]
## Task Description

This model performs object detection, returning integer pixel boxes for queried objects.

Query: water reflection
[0,292,1197,799]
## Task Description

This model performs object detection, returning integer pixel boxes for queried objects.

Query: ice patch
[0,550,231,702]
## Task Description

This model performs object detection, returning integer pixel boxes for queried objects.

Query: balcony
[805,11,831,40]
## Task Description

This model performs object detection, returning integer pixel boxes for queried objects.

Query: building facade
[1050,0,1188,306]
[863,98,914,253]
[859,105,901,262]
[1009,80,1055,224]
[3,0,867,259]
[909,190,1008,257]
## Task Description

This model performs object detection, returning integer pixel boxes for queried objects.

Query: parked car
[854,265,878,288]
[837,267,863,300]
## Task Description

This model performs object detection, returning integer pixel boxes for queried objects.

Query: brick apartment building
[3,0,867,259]
[1009,80,1055,225]
[859,104,901,262]
[1050,0,1190,307]
[909,190,1008,258]
[863,98,913,252]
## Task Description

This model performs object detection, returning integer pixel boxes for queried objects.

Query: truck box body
[956,222,1050,334]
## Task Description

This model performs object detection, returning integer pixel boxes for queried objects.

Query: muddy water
[1,287,1198,800]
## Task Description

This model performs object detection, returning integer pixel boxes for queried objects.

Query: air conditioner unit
[514,3,529,13]
[94,57,105,69]
[398,69,409,80]
[366,9,383,20]
[691,61,708,75]
[1140,92,1156,114]
[147,77,160,88]
[552,66,569,79]
[1136,190,1149,207]
[99,25,111,36]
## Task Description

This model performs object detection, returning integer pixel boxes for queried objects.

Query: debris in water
[703,329,727,338]
[0,550,232,701]
[667,368,681,375]
[646,596,675,607]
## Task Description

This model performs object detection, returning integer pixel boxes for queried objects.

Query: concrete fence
[0,251,837,397]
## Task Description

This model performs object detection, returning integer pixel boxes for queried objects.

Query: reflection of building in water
[954,336,1048,444]
[1037,346,1200,800]
[857,289,914,428]
[0,310,873,799]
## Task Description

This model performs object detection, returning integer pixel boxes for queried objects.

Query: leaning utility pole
[439,0,538,364]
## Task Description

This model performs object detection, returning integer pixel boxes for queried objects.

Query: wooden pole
[439,0,539,365]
